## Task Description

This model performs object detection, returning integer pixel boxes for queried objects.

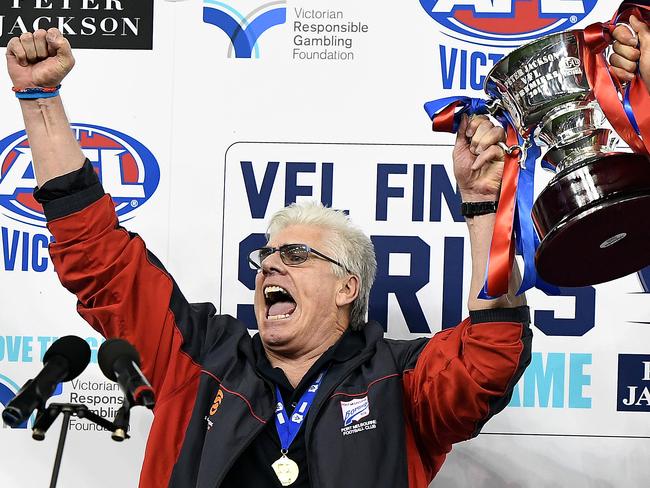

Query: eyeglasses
[248,243,348,272]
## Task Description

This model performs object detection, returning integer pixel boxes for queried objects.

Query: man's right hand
[6,28,74,90]
[6,28,85,187]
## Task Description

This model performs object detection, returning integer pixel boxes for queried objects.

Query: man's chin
[258,318,297,348]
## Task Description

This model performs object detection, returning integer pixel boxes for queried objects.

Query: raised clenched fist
[6,28,74,90]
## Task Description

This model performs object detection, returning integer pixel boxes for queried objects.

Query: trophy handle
[485,99,529,168]
[485,98,528,169]
[497,141,528,169]
[485,98,503,115]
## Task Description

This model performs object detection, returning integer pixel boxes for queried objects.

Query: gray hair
[266,202,377,330]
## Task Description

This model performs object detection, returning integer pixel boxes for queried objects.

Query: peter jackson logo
[0,0,154,50]
[617,355,650,411]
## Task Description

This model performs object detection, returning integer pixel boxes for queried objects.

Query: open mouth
[264,285,297,321]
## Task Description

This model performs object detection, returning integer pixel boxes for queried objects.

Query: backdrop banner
[1,1,649,487]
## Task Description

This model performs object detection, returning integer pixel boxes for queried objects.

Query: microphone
[111,402,131,442]
[2,336,91,428]
[98,339,155,409]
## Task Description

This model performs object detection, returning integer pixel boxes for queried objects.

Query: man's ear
[336,275,360,307]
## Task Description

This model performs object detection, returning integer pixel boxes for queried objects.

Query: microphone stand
[31,401,131,488]
[111,397,132,442]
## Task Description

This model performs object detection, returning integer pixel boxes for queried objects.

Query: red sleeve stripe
[329,373,401,399]
[200,370,267,424]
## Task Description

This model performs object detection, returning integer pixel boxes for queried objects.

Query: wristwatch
[461,201,498,218]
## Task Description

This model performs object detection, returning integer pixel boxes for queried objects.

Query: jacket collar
[251,321,383,398]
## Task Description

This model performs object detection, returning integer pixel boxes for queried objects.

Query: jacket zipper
[212,384,275,488]
[303,350,375,488]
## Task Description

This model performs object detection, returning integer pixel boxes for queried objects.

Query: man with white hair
[6,29,530,488]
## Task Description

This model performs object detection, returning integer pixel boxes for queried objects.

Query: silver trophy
[484,29,650,287]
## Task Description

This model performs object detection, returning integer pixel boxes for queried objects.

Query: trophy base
[532,153,650,287]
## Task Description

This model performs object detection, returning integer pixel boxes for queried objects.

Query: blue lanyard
[274,371,326,452]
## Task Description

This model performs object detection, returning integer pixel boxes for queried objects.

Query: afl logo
[0,124,160,228]
[559,56,582,75]
[420,0,598,47]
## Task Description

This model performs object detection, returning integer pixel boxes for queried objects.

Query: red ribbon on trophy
[582,4,650,155]
[425,97,542,298]
[483,124,520,297]
[425,97,525,297]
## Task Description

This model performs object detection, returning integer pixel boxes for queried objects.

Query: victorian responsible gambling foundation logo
[203,0,287,58]
[420,0,598,47]
[0,124,160,228]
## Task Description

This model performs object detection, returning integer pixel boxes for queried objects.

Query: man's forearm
[466,213,526,311]
[19,96,85,187]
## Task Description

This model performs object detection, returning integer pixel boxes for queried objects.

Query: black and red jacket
[45,191,532,488]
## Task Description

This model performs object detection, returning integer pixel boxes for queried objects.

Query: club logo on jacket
[339,396,377,436]
[341,396,369,426]
[0,124,160,228]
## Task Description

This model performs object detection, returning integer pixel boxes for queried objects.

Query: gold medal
[271,452,299,486]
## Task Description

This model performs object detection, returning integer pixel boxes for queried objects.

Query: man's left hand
[452,115,506,203]
[610,15,650,91]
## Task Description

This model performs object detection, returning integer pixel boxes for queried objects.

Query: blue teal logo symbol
[203,0,287,58]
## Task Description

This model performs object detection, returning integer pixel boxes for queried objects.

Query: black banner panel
[0,0,153,49]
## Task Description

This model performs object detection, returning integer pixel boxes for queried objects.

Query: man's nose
[261,250,286,275]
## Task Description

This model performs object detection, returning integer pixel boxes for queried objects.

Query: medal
[272,371,326,486]
[271,451,300,486]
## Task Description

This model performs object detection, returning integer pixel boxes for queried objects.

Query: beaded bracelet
[12,85,61,99]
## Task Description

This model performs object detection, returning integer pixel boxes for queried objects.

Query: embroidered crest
[340,396,370,427]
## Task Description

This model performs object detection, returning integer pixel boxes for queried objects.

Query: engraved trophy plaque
[485,30,650,287]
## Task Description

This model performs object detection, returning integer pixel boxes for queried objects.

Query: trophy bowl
[485,30,650,287]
